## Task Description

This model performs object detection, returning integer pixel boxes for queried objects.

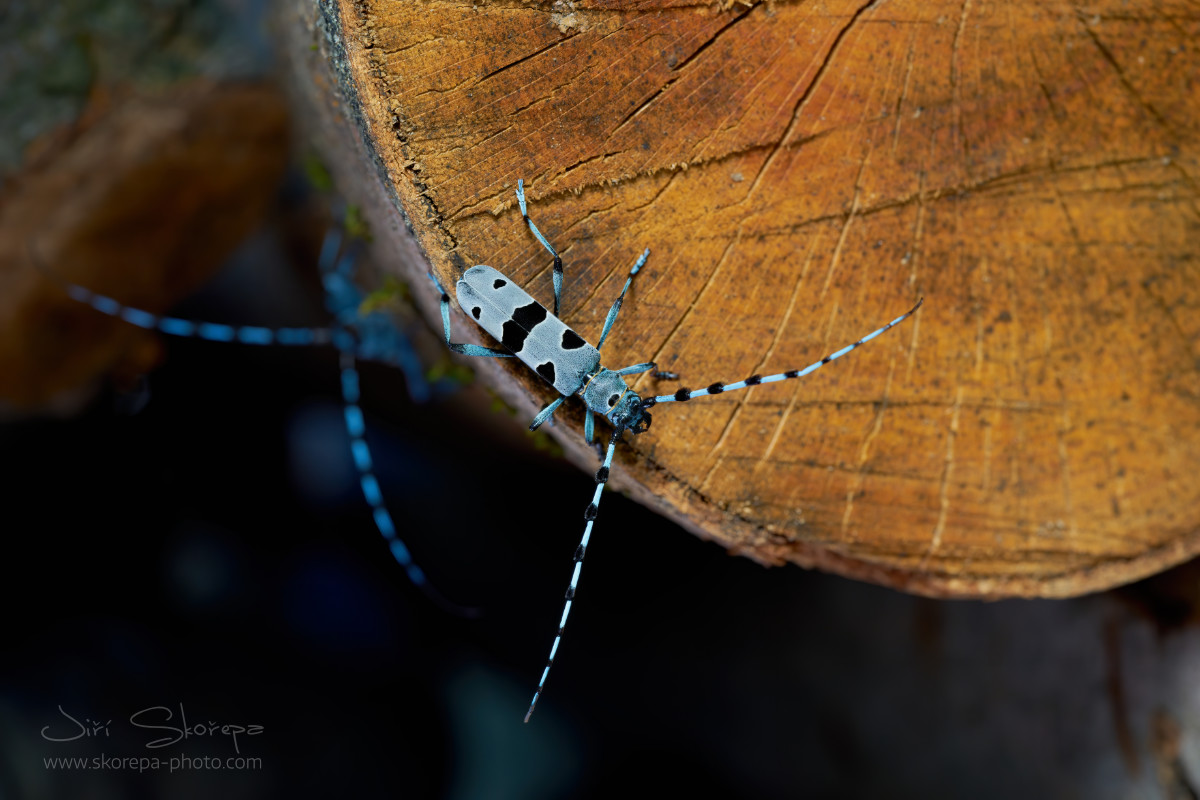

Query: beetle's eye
[608,394,620,406]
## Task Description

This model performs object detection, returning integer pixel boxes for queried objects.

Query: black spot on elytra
[536,361,556,385]
[674,388,692,402]
[513,301,547,329]
[493,278,507,289]
[501,301,548,352]
[561,329,586,350]
[471,306,481,319]
[501,321,527,351]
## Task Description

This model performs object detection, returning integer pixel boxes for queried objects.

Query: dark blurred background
[3,2,1200,799]
[5,177,1200,800]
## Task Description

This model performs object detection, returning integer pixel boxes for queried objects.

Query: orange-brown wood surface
[313,0,1199,597]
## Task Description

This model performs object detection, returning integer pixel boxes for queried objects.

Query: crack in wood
[1076,11,1173,133]
[927,384,964,559]
[609,1,760,135]
[745,0,883,201]
[842,358,896,540]
[950,0,974,165]
[477,32,577,85]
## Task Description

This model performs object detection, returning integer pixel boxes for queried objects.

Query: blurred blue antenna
[38,226,471,614]
[62,281,335,346]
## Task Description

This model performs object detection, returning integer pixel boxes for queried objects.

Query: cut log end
[277,0,1200,598]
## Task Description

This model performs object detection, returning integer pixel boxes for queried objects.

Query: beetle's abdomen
[456,265,600,396]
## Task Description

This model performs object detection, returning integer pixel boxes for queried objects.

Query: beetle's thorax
[578,367,652,433]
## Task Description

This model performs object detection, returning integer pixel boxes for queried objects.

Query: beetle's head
[582,368,655,435]
[611,392,655,435]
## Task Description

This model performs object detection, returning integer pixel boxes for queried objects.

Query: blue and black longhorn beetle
[40,226,465,611]
[431,179,924,721]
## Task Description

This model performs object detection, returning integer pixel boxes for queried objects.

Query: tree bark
[277,0,1200,598]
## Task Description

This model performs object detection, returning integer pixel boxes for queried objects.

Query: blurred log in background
[0,1,287,411]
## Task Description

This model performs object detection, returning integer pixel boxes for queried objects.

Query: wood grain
[303,0,1200,597]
